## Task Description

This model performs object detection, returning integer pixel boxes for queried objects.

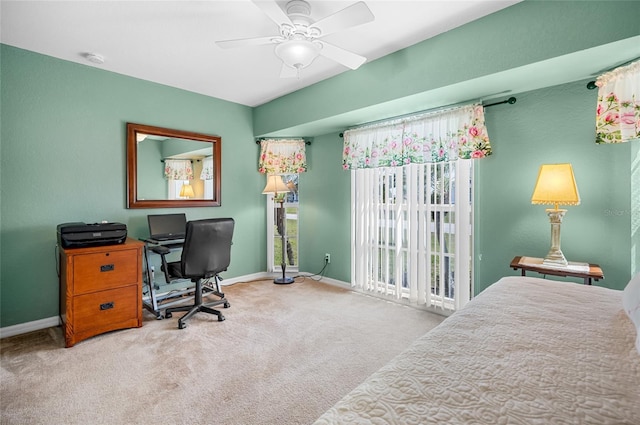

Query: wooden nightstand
[510,256,604,285]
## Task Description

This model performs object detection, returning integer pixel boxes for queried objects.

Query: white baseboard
[239,271,351,289]
[0,316,61,339]
[0,272,349,339]
[220,271,271,286]
[313,275,351,289]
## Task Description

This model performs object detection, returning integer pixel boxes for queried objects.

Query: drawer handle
[100,302,114,311]
[100,264,114,272]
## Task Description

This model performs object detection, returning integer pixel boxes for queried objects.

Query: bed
[314,276,640,424]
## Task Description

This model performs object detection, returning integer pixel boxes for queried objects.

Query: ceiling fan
[216,0,375,78]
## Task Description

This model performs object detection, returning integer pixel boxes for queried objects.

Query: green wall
[475,79,631,292]
[294,80,633,294]
[137,138,164,200]
[251,0,638,292]
[298,132,351,281]
[0,45,266,327]
[2,0,638,329]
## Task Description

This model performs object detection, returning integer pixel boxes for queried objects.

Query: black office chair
[164,218,235,329]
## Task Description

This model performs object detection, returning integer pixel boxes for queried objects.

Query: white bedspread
[314,276,640,424]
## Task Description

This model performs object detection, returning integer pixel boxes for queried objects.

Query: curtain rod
[339,96,517,137]
[255,138,312,145]
[586,55,640,90]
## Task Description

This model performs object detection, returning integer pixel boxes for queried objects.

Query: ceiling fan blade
[216,35,277,49]
[310,2,374,37]
[251,0,294,27]
[279,63,299,79]
[318,41,366,70]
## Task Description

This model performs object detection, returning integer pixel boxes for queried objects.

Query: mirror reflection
[136,134,213,200]
[127,123,221,209]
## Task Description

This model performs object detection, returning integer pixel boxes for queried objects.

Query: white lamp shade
[262,175,290,195]
[275,38,320,69]
[531,163,580,208]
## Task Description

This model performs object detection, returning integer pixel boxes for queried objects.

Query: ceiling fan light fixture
[275,38,320,70]
[216,0,375,78]
[285,0,312,27]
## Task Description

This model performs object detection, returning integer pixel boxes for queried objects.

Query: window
[267,174,299,273]
[343,104,491,312]
[258,138,307,274]
[351,160,473,312]
[168,180,190,199]
[201,156,214,199]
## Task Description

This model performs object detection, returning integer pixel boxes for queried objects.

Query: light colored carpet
[1,279,444,425]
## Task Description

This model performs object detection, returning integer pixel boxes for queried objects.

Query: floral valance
[164,159,194,181]
[200,156,214,180]
[342,104,492,170]
[595,59,640,144]
[258,139,307,174]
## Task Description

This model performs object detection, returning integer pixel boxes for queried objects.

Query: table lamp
[262,175,294,284]
[531,163,580,267]
[179,183,195,198]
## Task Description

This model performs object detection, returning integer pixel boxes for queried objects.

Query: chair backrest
[180,218,235,279]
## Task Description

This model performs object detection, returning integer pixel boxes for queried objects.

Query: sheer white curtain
[595,59,640,144]
[164,159,194,199]
[200,156,214,180]
[343,104,491,170]
[345,104,490,312]
[163,159,194,181]
[258,139,307,175]
[201,156,214,199]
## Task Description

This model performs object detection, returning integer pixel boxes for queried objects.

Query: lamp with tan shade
[262,174,294,284]
[531,163,580,267]
[179,183,195,199]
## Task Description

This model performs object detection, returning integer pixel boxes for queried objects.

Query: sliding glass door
[350,160,473,312]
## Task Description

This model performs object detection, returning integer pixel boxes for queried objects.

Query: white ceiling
[0,0,523,107]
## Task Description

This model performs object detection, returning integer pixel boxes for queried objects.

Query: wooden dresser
[59,238,144,347]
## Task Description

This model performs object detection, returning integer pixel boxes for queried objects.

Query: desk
[142,240,191,318]
[510,256,604,285]
[141,239,219,318]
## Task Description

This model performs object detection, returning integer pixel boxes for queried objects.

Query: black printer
[57,222,127,248]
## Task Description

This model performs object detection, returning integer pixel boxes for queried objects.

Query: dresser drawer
[60,238,144,347]
[73,249,139,293]
[72,285,139,334]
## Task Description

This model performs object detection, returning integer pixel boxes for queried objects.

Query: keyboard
[145,238,185,247]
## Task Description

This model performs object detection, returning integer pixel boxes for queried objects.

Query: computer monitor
[147,213,186,241]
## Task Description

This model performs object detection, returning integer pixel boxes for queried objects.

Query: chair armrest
[150,246,171,255]
[149,246,172,283]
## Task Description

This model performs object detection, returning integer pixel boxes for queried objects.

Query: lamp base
[542,252,568,267]
[274,276,294,285]
[543,208,569,267]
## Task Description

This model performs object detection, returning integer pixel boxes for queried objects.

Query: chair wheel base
[165,312,172,319]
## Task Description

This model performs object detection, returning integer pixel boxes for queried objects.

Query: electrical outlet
[324,253,331,264]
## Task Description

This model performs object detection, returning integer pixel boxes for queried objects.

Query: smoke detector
[83,53,105,65]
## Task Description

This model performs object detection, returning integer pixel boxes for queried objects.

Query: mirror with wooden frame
[126,123,221,208]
